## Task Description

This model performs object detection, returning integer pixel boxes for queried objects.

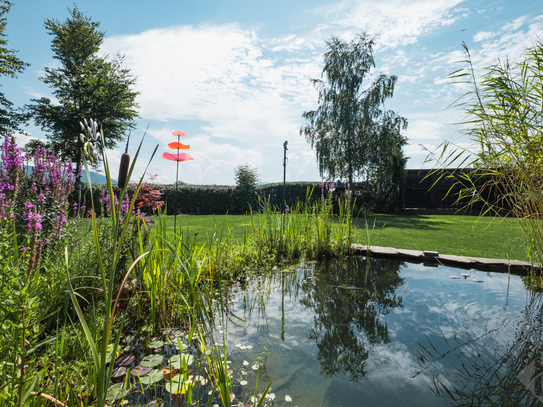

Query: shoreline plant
[426,34,543,271]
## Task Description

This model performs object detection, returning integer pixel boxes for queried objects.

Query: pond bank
[351,244,539,274]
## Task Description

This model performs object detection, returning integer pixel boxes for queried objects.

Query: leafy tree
[25,6,139,199]
[0,0,29,133]
[234,163,259,213]
[301,33,408,190]
[21,139,54,157]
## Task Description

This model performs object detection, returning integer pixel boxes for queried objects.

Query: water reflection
[417,290,543,406]
[300,257,404,383]
[218,257,536,406]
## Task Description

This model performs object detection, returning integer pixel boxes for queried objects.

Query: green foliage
[234,163,259,213]
[301,32,408,191]
[0,0,29,133]
[76,180,404,216]
[26,5,139,168]
[427,36,543,267]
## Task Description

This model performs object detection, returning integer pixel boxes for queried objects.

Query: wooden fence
[404,169,472,209]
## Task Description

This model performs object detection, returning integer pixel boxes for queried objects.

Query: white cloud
[502,16,528,32]
[312,0,467,49]
[473,30,497,42]
[100,23,325,184]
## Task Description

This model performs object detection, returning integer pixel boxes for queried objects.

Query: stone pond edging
[350,244,540,275]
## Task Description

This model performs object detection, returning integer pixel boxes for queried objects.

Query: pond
[214,256,543,406]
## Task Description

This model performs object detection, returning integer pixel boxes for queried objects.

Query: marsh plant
[0,123,357,406]
[427,34,543,270]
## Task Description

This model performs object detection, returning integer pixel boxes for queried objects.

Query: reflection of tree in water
[417,291,543,406]
[300,256,405,383]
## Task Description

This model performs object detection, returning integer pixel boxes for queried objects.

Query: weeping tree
[301,33,407,210]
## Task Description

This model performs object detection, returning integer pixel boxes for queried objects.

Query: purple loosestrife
[0,136,23,220]
[0,136,75,246]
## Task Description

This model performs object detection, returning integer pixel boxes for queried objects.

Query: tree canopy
[26,6,139,169]
[301,33,408,190]
[0,0,28,133]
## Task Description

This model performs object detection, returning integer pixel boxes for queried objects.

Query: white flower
[252,364,259,370]
[285,395,292,402]
[240,380,247,386]
[235,343,242,348]
[241,370,247,375]
[266,393,276,400]
[246,345,253,349]
[243,360,249,366]
[250,396,257,402]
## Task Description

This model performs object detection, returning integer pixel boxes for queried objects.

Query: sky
[2,0,542,185]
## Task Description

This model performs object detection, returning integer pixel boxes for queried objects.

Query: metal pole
[283,141,288,212]
[174,133,180,233]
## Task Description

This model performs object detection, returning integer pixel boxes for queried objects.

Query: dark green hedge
[72,180,403,216]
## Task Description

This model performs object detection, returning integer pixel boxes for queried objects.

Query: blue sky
[3,0,542,185]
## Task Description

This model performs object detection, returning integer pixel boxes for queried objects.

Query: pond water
[215,256,543,407]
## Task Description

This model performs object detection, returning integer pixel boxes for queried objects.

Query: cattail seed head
[118,153,130,189]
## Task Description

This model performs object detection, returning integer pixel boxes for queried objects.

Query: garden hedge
[72,180,402,216]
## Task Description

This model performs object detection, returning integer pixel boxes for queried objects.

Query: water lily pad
[106,382,130,401]
[169,354,194,369]
[140,354,163,367]
[131,365,153,377]
[115,355,135,367]
[148,340,164,349]
[140,369,164,385]
[111,366,127,378]
[166,375,191,395]
[161,368,178,381]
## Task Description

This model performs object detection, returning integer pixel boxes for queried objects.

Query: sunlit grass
[149,211,530,261]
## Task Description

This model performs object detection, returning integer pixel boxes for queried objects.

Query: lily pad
[131,365,153,377]
[169,354,194,369]
[148,340,164,349]
[106,382,130,401]
[140,369,165,385]
[166,375,191,395]
[115,355,135,367]
[140,354,163,367]
[111,366,127,378]
[161,368,178,381]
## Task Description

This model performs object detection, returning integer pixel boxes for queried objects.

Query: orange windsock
[168,142,190,149]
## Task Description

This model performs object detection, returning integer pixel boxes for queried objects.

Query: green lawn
[354,211,528,261]
[151,211,530,261]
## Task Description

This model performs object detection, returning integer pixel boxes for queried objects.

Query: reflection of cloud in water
[216,258,532,406]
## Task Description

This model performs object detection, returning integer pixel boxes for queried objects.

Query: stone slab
[349,243,538,274]
[397,249,425,258]
[467,257,509,266]
[351,244,368,254]
[369,246,398,256]
[438,254,477,265]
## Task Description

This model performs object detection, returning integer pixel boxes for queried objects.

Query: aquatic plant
[426,35,543,271]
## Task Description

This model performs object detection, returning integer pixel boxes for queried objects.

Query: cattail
[118,132,131,189]
[118,153,130,189]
